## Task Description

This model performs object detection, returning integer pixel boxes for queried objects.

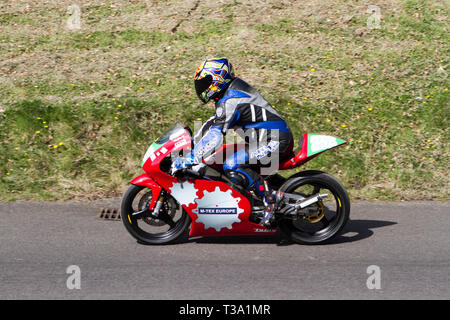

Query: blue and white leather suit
[188,77,294,192]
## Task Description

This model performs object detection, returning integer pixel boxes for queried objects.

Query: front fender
[129,173,162,210]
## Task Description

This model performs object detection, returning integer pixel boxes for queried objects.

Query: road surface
[0,200,449,299]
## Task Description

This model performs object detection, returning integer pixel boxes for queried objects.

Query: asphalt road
[0,199,449,300]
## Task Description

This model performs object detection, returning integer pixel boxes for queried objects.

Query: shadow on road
[332,219,397,244]
[188,233,283,245]
[186,219,397,246]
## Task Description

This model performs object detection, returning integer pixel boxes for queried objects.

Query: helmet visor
[194,75,213,103]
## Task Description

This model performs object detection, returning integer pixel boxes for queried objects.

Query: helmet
[194,58,235,103]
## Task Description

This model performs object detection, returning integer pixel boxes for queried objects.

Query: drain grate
[98,208,121,221]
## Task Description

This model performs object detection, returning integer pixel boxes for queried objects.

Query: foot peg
[259,203,276,227]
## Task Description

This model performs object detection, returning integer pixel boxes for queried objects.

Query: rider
[171,58,293,227]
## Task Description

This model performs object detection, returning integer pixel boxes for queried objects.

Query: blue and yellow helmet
[194,58,235,103]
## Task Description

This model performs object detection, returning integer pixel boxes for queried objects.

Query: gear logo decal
[169,180,198,207]
[192,187,243,231]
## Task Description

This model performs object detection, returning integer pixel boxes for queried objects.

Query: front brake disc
[139,193,177,227]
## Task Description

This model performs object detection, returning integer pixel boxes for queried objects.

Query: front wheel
[278,172,350,245]
[121,184,191,245]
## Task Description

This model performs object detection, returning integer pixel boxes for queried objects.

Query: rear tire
[278,172,350,245]
[121,184,191,245]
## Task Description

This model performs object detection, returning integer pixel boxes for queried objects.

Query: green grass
[0,0,448,201]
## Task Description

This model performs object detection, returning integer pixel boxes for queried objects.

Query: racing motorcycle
[121,123,350,245]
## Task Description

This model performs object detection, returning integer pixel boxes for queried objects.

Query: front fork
[151,191,166,218]
[131,189,166,220]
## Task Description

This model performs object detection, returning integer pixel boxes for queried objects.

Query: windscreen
[155,123,186,145]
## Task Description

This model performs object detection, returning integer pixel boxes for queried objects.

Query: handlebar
[174,168,203,179]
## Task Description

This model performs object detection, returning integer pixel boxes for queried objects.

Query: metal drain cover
[98,208,121,221]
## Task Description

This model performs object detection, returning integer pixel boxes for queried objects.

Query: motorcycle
[121,123,350,245]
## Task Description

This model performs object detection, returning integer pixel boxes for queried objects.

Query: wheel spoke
[131,208,149,219]
[158,211,176,228]
[320,216,330,228]
[312,185,321,195]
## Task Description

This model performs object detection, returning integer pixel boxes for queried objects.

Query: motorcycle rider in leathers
[171,58,293,227]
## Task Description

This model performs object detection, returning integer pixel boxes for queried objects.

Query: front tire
[278,172,350,245]
[121,184,191,245]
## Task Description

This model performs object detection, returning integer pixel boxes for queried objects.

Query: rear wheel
[121,184,191,245]
[278,172,350,245]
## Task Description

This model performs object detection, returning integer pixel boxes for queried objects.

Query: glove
[170,152,199,175]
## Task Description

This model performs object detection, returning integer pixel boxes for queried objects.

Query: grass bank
[0,0,448,201]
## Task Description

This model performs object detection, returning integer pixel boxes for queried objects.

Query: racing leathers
[175,77,294,226]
